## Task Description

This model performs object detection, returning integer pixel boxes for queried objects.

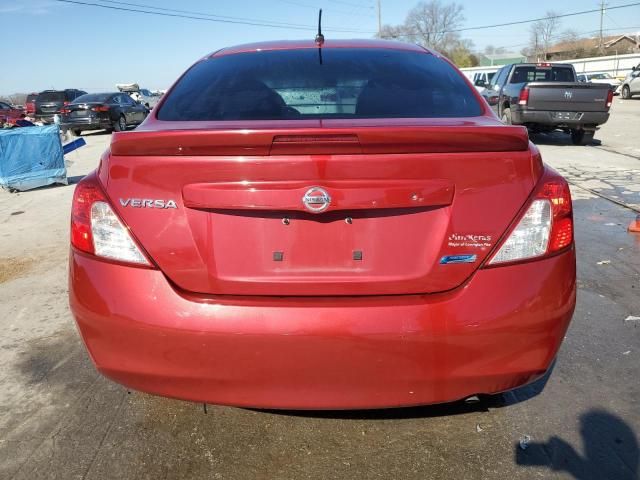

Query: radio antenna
[315,9,324,46]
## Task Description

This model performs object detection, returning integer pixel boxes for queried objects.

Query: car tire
[72,129,82,137]
[571,129,594,146]
[621,86,631,99]
[113,115,127,132]
[501,107,512,125]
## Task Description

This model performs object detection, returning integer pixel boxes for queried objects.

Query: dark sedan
[60,92,148,136]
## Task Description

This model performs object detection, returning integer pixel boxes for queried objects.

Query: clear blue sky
[1,0,639,94]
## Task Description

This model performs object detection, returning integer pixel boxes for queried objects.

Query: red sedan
[0,100,24,124]
[69,39,576,409]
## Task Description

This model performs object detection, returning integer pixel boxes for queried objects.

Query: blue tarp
[0,126,67,191]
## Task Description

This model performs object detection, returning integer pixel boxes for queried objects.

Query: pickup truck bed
[482,63,613,145]
[512,81,611,127]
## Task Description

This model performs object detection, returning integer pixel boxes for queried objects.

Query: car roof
[78,92,118,96]
[39,89,83,93]
[210,39,431,58]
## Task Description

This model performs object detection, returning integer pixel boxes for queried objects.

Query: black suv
[35,89,87,123]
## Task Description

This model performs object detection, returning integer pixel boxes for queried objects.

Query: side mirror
[474,79,486,88]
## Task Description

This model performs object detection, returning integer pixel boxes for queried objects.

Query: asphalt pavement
[1,99,639,480]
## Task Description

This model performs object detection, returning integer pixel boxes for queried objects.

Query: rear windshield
[73,93,112,103]
[27,94,38,102]
[510,66,575,83]
[157,48,483,121]
[38,91,65,102]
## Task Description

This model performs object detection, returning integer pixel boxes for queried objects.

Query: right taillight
[488,170,573,266]
[606,89,613,109]
[71,172,151,267]
[518,87,530,106]
[91,105,110,112]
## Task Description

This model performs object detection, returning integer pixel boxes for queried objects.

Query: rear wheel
[113,115,127,132]
[72,129,82,137]
[621,85,631,99]
[501,107,512,125]
[570,129,594,145]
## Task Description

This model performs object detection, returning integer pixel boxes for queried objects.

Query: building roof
[548,34,639,54]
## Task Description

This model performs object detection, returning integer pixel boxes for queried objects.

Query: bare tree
[403,0,465,56]
[529,11,561,61]
[377,24,410,41]
[377,1,476,66]
[559,29,586,59]
[483,44,507,58]
[450,39,479,67]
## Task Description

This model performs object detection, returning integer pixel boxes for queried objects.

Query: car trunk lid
[104,122,540,296]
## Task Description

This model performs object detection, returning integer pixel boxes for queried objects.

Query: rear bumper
[60,118,112,130]
[69,248,576,409]
[512,109,609,128]
[35,114,56,124]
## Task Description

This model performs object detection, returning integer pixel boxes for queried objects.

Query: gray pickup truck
[479,63,613,145]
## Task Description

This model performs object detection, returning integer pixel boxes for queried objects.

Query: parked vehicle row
[35,89,87,123]
[480,62,613,145]
[60,92,149,136]
[12,87,156,134]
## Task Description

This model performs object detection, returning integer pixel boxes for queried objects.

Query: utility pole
[377,0,382,36]
[599,0,606,54]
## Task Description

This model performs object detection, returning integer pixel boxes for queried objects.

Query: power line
[327,0,374,9]
[94,0,323,28]
[274,0,375,19]
[491,26,640,51]
[51,0,640,36]
[51,0,374,33]
[441,1,640,34]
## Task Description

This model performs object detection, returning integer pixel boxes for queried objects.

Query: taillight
[518,87,530,106]
[488,169,573,266]
[60,108,70,114]
[606,89,613,109]
[91,105,110,112]
[71,173,151,266]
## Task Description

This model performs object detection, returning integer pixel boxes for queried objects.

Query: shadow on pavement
[530,131,602,147]
[516,409,639,480]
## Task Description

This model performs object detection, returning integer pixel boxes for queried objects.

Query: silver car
[576,72,622,95]
[621,66,640,99]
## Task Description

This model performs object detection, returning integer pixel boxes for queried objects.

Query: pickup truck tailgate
[526,82,611,112]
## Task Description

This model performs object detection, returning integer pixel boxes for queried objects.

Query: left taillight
[71,172,151,267]
[487,168,573,266]
[518,87,530,106]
